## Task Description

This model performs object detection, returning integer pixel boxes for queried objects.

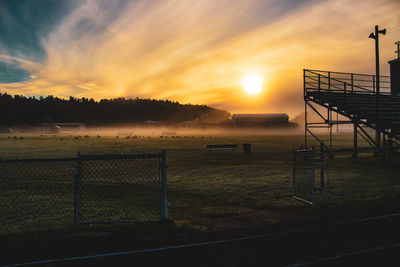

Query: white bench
[205,144,238,152]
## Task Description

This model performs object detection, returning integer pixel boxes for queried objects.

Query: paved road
[6,213,400,266]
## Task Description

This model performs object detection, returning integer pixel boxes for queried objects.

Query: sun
[241,74,263,95]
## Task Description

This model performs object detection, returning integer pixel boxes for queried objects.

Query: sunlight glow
[242,74,263,95]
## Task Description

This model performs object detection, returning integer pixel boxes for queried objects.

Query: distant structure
[0,127,12,133]
[39,123,85,132]
[232,114,290,127]
[38,123,60,133]
[388,41,400,95]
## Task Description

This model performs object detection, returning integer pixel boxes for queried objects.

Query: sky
[0,0,399,117]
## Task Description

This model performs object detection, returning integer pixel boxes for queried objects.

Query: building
[389,54,400,95]
[232,113,290,127]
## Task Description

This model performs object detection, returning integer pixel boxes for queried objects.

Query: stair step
[307,90,400,142]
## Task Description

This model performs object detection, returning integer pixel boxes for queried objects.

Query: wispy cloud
[0,0,399,115]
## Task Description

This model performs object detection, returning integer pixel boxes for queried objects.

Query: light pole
[369,25,386,148]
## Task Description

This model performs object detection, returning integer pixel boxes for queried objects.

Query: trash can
[243,143,251,154]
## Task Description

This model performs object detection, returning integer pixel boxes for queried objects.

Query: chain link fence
[323,146,400,205]
[292,143,400,206]
[0,151,167,235]
[292,147,315,205]
[0,158,76,234]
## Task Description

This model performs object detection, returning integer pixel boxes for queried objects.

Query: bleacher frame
[303,69,399,150]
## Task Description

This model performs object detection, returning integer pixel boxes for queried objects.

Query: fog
[66,125,305,137]
[2,125,308,138]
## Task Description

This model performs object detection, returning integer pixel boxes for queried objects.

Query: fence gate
[292,147,315,205]
[75,151,167,224]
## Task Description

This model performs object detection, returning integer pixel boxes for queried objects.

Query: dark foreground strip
[4,234,270,267]
[6,212,400,267]
[285,243,400,267]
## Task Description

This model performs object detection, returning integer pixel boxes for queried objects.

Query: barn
[232,113,290,127]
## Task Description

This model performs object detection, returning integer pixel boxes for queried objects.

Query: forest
[0,93,231,126]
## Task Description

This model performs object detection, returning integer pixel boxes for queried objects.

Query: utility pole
[369,25,386,148]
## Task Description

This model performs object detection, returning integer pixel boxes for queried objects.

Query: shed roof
[232,113,288,119]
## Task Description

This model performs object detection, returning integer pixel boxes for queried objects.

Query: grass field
[1,130,399,236]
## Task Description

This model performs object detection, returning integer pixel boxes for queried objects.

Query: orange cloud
[0,0,399,118]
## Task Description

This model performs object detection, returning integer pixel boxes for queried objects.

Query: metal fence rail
[0,151,167,235]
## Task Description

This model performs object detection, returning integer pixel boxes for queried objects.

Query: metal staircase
[303,69,398,148]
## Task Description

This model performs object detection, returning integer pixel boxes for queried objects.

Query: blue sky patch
[0,61,30,83]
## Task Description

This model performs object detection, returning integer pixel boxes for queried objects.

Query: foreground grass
[0,131,399,238]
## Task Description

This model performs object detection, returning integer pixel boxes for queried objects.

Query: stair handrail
[305,74,356,93]
[304,69,390,95]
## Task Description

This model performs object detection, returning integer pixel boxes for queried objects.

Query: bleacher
[304,69,400,144]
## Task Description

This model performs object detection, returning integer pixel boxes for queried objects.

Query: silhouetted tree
[0,92,230,126]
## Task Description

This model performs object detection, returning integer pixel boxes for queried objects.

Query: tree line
[0,93,230,126]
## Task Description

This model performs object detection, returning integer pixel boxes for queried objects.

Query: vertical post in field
[292,148,296,196]
[369,25,386,149]
[74,151,82,225]
[320,142,325,204]
[375,26,380,149]
[161,149,168,219]
[311,146,315,205]
[353,124,358,162]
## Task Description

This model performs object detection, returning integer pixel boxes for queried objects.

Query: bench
[205,144,238,152]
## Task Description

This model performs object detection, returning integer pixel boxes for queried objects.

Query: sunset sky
[0,0,399,117]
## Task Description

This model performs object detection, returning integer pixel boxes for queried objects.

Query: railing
[303,69,398,147]
[304,69,391,96]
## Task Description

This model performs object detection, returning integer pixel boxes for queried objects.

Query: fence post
[320,142,325,204]
[353,124,358,163]
[74,151,82,225]
[292,148,296,196]
[311,146,315,205]
[161,150,168,219]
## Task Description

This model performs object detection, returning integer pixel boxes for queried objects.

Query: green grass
[0,132,399,237]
